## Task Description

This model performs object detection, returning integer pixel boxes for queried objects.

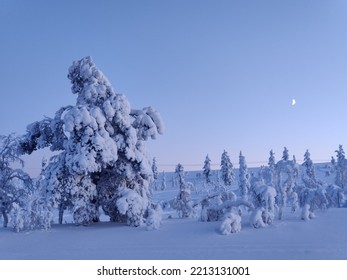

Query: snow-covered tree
[282,147,289,161]
[268,149,276,168]
[297,184,328,221]
[146,203,163,230]
[161,171,166,191]
[326,184,345,208]
[220,150,234,187]
[334,145,347,191]
[295,150,329,221]
[331,156,336,167]
[11,187,52,232]
[238,151,250,200]
[152,157,159,190]
[249,182,277,226]
[258,150,276,187]
[275,148,299,219]
[0,134,32,228]
[19,56,164,226]
[202,154,212,184]
[302,149,318,189]
[173,164,193,218]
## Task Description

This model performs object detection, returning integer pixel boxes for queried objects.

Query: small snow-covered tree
[334,145,347,191]
[10,157,52,232]
[297,184,328,221]
[11,187,53,232]
[326,184,345,208]
[173,164,194,218]
[239,151,250,200]
[152,157,159,190]
[0,134,32,228]
[146,203,163,230]
[303,150,315,180]
[262,149,276,186]
[282,147,289,161]
[268,149,276,169]
[249,181,277,225]
[295,150,329,221]
[220,150,234,187]
[203,154,212,184]
[301,149,318,189]
[161,171,166,190]
[275,148,299,219]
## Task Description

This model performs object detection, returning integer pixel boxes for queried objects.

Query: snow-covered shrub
[250,183,277,225]
[201,192,254,223]
[146,204,163,230]
[116,188,149,226]
[326,184,345,208]
[200,194,224,222]
[249,207,266,228]
[220,212,241,235]
[297,184,328,221]
[300,204,313,221]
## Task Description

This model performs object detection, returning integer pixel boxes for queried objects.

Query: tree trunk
[58,205,64,224]
[2,210,8,228]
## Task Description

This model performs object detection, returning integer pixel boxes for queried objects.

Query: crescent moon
[291,99,296,106]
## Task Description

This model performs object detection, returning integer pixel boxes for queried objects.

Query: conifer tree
[268,149,276,169]
[152,157,159,190]
[203,154,212,184]
[173,163,193,218]
[335,145,347,190]
[303,150,316,184]
[282,147,289,161]
[239,151,250,200]
[161,171,166,190]
[220,150,234,187]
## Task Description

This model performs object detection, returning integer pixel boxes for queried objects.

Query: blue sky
[1,0,347,174]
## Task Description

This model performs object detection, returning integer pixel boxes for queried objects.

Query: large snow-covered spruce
[20,56,164,226]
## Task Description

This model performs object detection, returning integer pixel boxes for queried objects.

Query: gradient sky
[1,0,347,175]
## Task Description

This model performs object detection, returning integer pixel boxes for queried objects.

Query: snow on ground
[0,207,346,260]
[0,165,346,260]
